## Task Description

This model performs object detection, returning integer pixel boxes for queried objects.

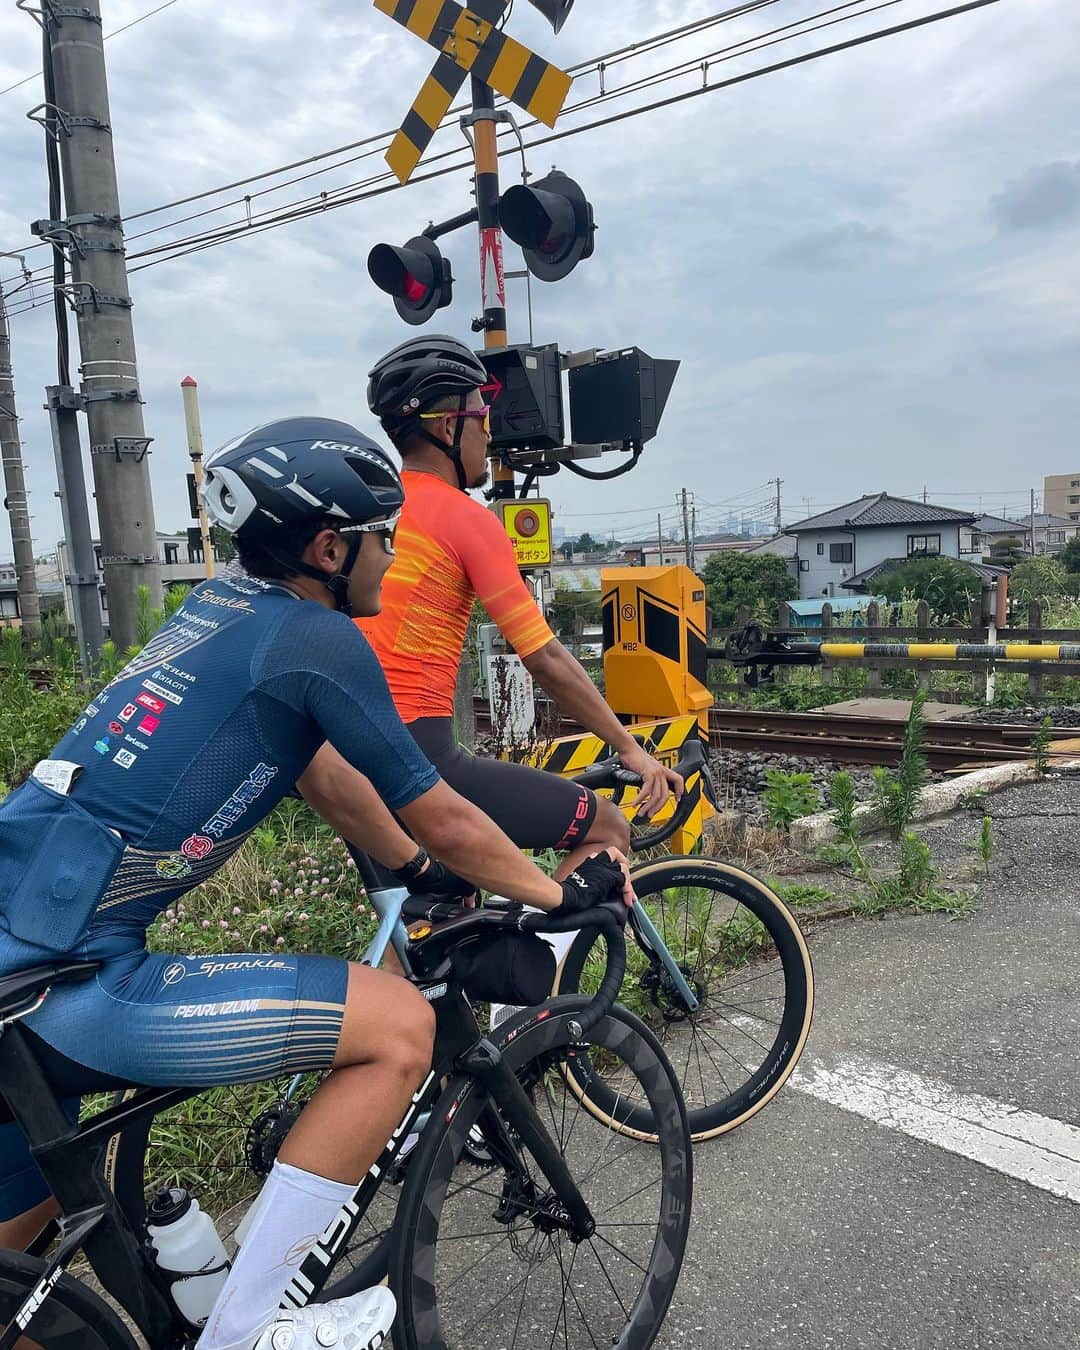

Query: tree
[1060,535,1080,573]
[988,535,1025,567]
[1008,556,1068,602]
[878,556,978,622]
[701,552,797,628]
[571,531,600,556]
[549,583,601,639]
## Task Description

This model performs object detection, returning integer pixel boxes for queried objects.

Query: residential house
[962,512,1080,558]
[621,532,757,568]
[0,558,66,628]
[1043,473,1080,522]
[784,493,975,599]
[744,533,799,581]
[56,530,229,635]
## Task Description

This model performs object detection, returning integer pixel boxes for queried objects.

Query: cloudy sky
[1,0,1077,559]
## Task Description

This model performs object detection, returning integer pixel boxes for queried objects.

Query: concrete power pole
[679,488,694,570]
[1030,487,1037,556]
[773,476,783,535]
[37,0,161,647]
[0,284,42,639]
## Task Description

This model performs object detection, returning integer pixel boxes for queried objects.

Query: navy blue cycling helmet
[203,417,403,613]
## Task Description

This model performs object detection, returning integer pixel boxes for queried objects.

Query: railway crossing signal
[374,0,574,183]
[500,170,595,281]
[367,235,453,325]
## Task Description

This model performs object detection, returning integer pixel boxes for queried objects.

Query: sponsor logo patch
[93,739,110,755]
[181,833,213,861]
[113,748,137,769]
[137,714,160,735]
[142,679,183,707]
[156,855,192,879]
[136,692,166,714]
[119,704,138,722]
[108,721,124,735]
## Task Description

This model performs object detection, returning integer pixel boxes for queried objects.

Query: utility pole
[1030,487,1036,556]
[181,377,215,579]
[773,476,783,536]
[34,0,161,647]
[0,284,42,640]
[656,512,663,563]
[466,1,512,502]
[679,488,694,571]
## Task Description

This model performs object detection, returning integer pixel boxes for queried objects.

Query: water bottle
[147,1187,230,1326]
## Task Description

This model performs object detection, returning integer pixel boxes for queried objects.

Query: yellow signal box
[601,565,713,734]
[496,499,552,569]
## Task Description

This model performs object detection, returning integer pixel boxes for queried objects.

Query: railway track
[473,698,1048,771]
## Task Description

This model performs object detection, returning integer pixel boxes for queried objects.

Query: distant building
[56,530,228,636]
[961,512,1080,558]
[785,596,888,629]
[1043,473,1080,522]
[744,533,799,581]
[784,493,974,599]
[621,533,756,568]
[0,558,66,628]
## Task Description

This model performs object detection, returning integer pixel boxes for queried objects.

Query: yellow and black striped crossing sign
[374,0,573,183]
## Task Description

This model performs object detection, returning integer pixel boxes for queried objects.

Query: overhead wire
[0,0,185,98]
[3,0,1001,311]
[0,0,926,283]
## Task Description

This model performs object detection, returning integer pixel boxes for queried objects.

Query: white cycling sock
[196,1160,357,1350]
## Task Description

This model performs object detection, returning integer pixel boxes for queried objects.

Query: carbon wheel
[385,998,692,1350]
[0,1249,139,1348]
[557,857,814,1141]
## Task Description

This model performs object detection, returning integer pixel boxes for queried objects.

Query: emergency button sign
[498,498,552,568]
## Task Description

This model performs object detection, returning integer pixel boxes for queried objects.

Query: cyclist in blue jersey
[0,418,631,1350]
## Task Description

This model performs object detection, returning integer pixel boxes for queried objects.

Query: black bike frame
[0,874,618,1347]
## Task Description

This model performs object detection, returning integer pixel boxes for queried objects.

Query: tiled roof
[840,556,1010,590]
[785,492,974,532]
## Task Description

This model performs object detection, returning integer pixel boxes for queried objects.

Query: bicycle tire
[0,1248,139,1349]
[384,997,693,1350]
[556,856,813,1142]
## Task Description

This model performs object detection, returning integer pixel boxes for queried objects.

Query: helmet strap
[267,534,365,617]
[412,395,469,491]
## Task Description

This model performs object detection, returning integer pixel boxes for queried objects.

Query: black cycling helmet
[367,335,490,490]
[203,417,403,615]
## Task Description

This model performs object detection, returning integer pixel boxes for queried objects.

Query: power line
[3,0,1000,310]
[0,0,185,98]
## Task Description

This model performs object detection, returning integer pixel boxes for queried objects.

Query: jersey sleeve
[455,503,556,658]
[256,605,440,810]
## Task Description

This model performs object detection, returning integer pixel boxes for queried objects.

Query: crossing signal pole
[28,0,161,648]
[0,283,42,640]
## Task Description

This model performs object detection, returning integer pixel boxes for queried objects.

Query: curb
[790,761,1045,850]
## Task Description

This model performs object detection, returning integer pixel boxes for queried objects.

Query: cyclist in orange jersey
[358,335,682,890]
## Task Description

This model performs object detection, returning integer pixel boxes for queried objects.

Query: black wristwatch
[391,847,430,885]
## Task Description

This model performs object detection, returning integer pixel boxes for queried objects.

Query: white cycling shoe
[252,1286,396,1350]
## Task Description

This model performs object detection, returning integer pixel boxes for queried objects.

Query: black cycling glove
[554,853,628,920]
[402,858,478,902]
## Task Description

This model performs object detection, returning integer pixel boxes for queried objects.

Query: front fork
[630,904,701,1013]
[458,1038,596,1243]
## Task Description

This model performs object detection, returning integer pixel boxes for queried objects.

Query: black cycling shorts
[408,718,598,852]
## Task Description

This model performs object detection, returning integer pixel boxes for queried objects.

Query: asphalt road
[663,775,1080,1350]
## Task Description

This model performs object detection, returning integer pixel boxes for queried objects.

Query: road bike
[551,740,814,1142]
[0,876,693,1349]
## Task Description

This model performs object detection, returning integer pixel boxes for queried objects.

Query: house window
[1070,496,1080,505]
[829,542,852,564]
[93,546,102,570]
[799,559,810,572]
[0,595,19,619]
[907,534,940,556]
[1071,479,1080,487]
[1047,530,1064,544]
[99,587,108,612]
[163,542,179,565]
[816,542,824,555]
[970,532,982,549]
[1072,514,1080,522]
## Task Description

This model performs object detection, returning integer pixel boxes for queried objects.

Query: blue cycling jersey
[0,567,443,1218]
[0,566,439,968]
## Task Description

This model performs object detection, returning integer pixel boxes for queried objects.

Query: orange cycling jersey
[358,470,554,721]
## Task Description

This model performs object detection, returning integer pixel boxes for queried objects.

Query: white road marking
[791,1055,1080,1204]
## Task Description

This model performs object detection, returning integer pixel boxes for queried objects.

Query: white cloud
[1,0,1079,555]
